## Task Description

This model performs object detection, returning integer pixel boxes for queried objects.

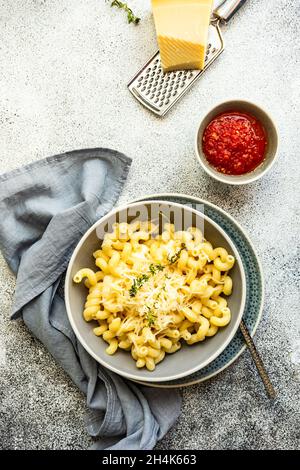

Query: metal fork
[240,320,276,399]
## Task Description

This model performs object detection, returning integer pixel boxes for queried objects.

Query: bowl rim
[194,99,279,185]
[65,200,247,382]
[127,192,265,388]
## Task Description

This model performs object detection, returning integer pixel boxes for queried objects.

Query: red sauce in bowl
[202,111,267,175]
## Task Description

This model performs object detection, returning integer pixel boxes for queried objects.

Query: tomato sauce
[202,111,267,175]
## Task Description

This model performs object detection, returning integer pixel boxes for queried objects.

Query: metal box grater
[127,0,247,117]
[128,23,223,117]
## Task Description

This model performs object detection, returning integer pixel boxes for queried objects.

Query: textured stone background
[0,0,299,450]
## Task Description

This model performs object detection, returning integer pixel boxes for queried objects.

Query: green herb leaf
[128,244,186,297]
[129,274,149,297]
[146,309,157,326]
[149,263,164,275]
[168,243,186,264]
[110,1,140,25]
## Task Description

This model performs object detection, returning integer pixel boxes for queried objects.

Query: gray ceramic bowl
[195,100,279,185]
[65,201,246,382]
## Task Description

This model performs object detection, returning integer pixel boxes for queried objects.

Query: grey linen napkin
[0,148,181,450]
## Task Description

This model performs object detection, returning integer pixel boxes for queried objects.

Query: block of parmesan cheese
[151,0,213,72]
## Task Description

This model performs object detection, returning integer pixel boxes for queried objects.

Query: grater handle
[214,0,247,23]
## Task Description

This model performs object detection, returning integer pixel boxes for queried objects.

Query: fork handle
[240,320,276,399]
[214,0,247,23]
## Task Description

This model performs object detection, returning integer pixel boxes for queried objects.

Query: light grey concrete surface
[0,0,299,450]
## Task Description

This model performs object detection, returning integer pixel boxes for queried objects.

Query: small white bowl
[195,100,279,185]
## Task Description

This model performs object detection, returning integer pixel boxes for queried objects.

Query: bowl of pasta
[65,201,246,382]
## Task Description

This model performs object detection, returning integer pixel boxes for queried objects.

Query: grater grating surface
[128,22,224,117]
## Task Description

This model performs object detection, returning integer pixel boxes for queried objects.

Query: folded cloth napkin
[0,148,181,450]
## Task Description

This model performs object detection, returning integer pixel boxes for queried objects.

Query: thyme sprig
[110,1,140,25]
[129,265,163,298]
[168,243,186,264]
[129,274,149,297]
[149,263,164,275]
[129,245,187,298]
[145,306,157,326]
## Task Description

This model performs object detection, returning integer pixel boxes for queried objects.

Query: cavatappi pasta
[73,222,235,371]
